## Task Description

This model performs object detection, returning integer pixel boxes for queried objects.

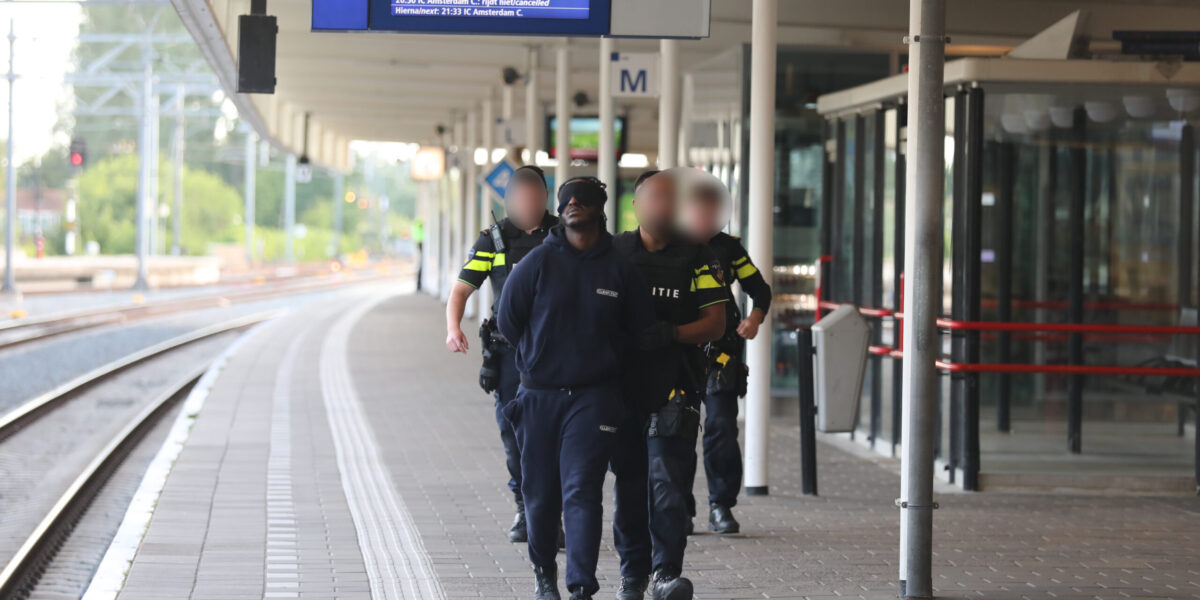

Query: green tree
[77,153,242,255]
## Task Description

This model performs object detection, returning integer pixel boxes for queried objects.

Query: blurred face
[633,173,676,238]
[684,191,723,243]
[561,195,603,230]
[506,181,548,230]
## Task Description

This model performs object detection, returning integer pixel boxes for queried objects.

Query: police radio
[488,210,507,256]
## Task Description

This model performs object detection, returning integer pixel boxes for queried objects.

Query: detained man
[496,177,655,600]
[445,165,559,542]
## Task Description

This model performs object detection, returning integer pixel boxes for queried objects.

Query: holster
[478,318,501,394]
[647,391,700,441]
[705,338,749,397]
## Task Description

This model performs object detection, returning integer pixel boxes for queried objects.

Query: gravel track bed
[0,332,238,567]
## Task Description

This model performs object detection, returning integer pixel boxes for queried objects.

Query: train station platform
[94,286,1200,599]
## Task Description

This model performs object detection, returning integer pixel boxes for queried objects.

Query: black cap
[556,177,607,214]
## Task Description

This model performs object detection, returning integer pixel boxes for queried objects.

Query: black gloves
[640,321,678,351]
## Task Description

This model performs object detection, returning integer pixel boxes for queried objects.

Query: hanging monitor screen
[547,115,626,161]
[367,0,611,35]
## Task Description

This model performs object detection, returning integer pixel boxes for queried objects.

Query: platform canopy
[170,0,1200,170]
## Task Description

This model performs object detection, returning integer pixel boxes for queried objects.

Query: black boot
[616,576,649,600]
[708,503,740,534]
[534,564,561,600]
[651,569,693,600]
[509,500,528,543]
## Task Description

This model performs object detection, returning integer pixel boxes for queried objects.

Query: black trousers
[507,383,621,595]
[492,344,522,502]
[684,387,743,515]
[609,413,651,579]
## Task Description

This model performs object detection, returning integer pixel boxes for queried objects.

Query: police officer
[445,165,557,542]
[496,177,655,600]
[680,175,772,535]
[612,169,727,600]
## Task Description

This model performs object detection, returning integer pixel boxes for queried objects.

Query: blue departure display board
[393,0,589,20]
[315,0,611,35]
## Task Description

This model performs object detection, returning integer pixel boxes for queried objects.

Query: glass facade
[821,78,1200,486]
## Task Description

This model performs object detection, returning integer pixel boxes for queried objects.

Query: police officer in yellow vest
[445,165,557,542]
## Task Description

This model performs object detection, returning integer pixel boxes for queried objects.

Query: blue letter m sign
[620,69,647,94]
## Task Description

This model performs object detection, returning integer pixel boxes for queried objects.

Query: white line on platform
[81,316,279,600]
[320,293,446,600]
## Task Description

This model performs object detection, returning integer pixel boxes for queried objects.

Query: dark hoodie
[496,226,655,390]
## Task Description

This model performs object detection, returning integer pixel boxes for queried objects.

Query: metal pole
[526,46,540,163]
[453,116,467,289]
[797,327,818,496]
[949,89,966,483]
[133,39,152,290]
[1176,124,1193,315]
[171,84,184,256]
[284,153,296,263]
[242,128,256,266]
[678,72,694,167]
[2,20,15,293]
[819,119,833,318]
[961,86,984,491]
[833,120,846,302]
[997,140,1016,433]
[439,130,452,302]
[555,43,570,191]
[892,102,907,458]
[743,0,776,497]
[898,0,946,595]
[598,36,617,232]
[1067,107,1086,454]
[332,171,344,259]
[479,95,494,319]
[853,114,865,306]
[658,39,680,170]
[501,85,514,131]
[149,89,160,256]
[870,108,886,448]
[465,109,479,320]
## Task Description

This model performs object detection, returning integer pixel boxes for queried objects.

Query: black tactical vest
[613,231,708,400]
[486,216,556,315]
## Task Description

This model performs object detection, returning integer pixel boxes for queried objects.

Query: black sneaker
[708,503,740,535]
[651,570,693,600]
[509,508,528,543]
[616,576,649,600]
[534,564,561,600]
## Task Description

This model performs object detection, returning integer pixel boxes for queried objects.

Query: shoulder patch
[709,259,725,284]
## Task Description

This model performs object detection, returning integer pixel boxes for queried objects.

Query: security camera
[572,91,589,108]
[502,66,521,85]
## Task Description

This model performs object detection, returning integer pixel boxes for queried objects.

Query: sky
[0,4,83,164]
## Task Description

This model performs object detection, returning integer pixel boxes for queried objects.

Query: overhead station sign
[313,0,710,38]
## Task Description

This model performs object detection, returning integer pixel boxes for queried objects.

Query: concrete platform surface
[108,287,1200,599]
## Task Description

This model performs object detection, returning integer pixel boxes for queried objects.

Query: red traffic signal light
[69,138,87,169]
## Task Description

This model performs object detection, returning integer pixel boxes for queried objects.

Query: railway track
[0,265,406,351]
[0,310,278,599]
